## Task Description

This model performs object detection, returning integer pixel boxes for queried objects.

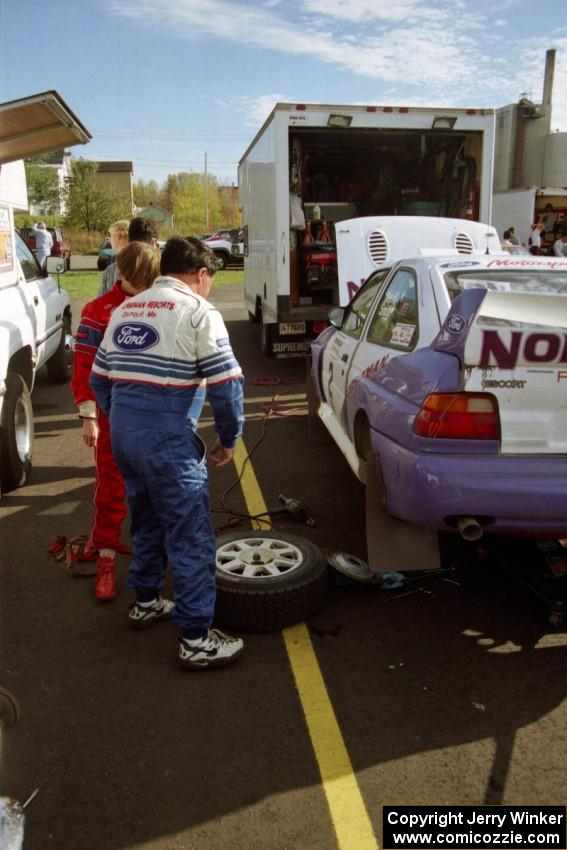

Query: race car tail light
[413,393,500,440]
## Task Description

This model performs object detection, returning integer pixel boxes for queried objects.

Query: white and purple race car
[309,239,567,574]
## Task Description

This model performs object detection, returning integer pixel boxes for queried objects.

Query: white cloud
[105,0,567,127]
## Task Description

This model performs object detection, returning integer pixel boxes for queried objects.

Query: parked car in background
[198,228,244,269]
[97,237,116,271]
[19,225,71,270]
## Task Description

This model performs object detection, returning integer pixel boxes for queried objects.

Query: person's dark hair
[128,216,158,243]
[502,229,511,240]
[160,236,220,276]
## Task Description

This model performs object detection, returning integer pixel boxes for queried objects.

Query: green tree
[64,160,131,232]
[25,158,61,213]
[133,178,159,208]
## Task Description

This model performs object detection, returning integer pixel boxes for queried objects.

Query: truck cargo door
[462,292,567,454]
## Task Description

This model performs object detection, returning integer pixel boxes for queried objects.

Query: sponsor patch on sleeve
[216,337,230,348]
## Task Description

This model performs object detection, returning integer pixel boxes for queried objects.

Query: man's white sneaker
[128,597,174,630]
[178,629,244,670]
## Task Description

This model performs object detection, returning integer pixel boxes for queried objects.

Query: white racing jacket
[90,275,244,448]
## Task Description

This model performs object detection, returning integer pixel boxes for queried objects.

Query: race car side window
[341,269,390,339]
[15,232,41,281]
[366,268,418,350]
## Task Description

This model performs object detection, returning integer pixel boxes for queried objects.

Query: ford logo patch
[113,323,159,351]
[446,314,466,335]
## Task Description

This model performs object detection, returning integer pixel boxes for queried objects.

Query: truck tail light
[413,393,500,440]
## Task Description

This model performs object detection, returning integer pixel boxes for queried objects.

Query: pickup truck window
[15,232,41,281]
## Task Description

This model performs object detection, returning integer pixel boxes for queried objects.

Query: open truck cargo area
[238,102,496,356]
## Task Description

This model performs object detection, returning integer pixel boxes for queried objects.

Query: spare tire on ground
[215,530,328,632]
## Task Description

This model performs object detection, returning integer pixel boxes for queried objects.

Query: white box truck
[492,186,567,250]
[237,101,496,356]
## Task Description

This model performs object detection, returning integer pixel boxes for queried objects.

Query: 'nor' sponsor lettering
[480,330,567,369]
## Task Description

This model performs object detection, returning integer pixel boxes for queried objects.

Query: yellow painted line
[233,438,271,530]
[235,436,379,850]
[284,624,379,850]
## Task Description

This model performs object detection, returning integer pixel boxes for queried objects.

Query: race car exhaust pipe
[456,516,483,542]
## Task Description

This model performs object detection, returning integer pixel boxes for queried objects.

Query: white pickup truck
[0,90,90,496]
[0,160,73,494]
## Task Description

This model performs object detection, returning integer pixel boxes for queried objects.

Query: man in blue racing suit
[90,236,245,670]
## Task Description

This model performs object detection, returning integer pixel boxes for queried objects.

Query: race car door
[321,268,390,427]
[346,265,441,402]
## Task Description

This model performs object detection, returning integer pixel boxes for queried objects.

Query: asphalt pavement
[1,284,567,850]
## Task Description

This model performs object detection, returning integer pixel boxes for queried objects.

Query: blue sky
[1,0,566,187]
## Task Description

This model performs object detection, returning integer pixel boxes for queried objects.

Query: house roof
[94,161,133,173]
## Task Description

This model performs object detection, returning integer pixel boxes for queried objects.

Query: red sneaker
[95,556,116,601]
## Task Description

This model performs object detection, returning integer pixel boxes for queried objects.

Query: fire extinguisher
[466,182,480,220]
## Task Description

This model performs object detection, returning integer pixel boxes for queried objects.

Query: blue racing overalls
[90,276,244,636]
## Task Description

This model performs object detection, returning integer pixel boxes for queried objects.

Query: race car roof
[0,90,91,164]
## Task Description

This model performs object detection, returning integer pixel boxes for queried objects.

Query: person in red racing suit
[71,242,161,600]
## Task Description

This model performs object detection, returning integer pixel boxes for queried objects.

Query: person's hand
[209,438,235,468]
[82,418,99,448]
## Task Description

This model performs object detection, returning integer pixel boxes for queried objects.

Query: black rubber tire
[248,299,260,323]
[261,321,275,357]
[0,687,19,727]
[0,373,34,493]
[46,315,73,384]
[214,251,228,270]
[215,531,328,632]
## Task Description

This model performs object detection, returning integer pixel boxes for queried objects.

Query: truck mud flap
[365,452,440,573]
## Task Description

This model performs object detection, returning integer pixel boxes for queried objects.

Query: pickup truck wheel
[46,316,73,383]
[215,531,328,632]
[0,374,34,493]
[0,687,19,728]
[214,252,228,270]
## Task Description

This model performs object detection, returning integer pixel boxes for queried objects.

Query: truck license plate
[279,322,306,335]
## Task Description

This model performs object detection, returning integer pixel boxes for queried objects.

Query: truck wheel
[261,322,275,356]
[248,298,261,324]
[0,374,34,493]
[214,252,228,270]
[215,531,328,632]
[46,316,73,384]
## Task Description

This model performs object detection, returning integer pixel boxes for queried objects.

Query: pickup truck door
[321,269,390,426]
[15,232,62,367]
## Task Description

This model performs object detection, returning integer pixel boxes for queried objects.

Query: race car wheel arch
[0,373,34,493]
[353,410,371,461]
[215,530,328,632]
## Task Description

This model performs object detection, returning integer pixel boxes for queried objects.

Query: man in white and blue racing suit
[90,237,245,670]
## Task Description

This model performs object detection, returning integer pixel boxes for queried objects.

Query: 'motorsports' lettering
[480,329,567,369]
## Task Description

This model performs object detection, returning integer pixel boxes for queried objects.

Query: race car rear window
[444,269,567,301]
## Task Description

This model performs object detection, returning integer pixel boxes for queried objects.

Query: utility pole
[204,153,209,230]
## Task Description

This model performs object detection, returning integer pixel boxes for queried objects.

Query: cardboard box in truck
[237,102,496,356]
